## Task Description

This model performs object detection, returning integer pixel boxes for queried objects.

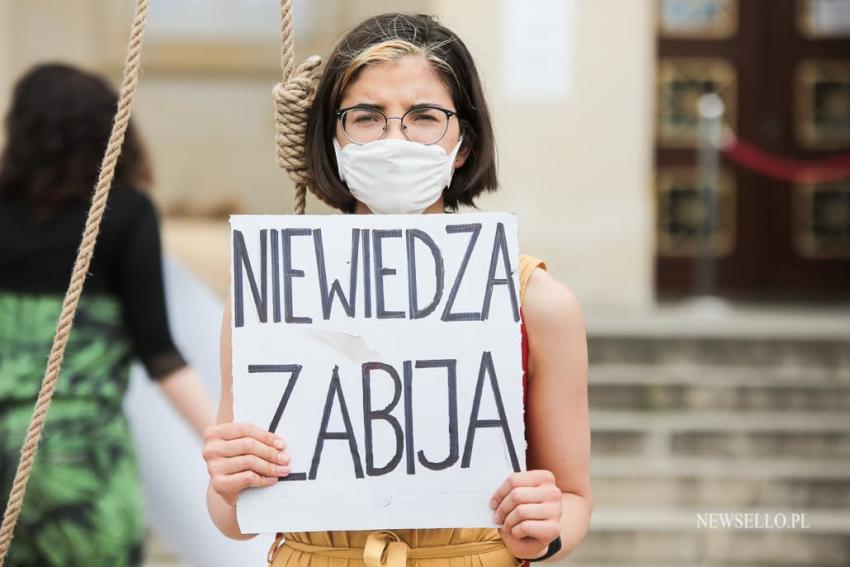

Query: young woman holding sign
[203,13,591,565]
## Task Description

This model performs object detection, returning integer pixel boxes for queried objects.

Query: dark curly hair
[306,13,498,213]
[0,63,152,221]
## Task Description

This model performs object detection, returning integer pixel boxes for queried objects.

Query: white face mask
[333,137,463,214]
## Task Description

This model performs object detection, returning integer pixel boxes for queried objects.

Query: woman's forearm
[551,492,592,561]
[206,483,257,540]
[157,365,216,436]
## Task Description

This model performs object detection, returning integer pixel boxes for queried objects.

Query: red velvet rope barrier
[721,136,850,184]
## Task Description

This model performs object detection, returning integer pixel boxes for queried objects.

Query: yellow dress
[268,255,547,567]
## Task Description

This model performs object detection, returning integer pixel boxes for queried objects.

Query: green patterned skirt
[0,293,145,566]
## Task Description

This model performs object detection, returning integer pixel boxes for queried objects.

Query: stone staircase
[137,296,850,567]
[563,328,850,567]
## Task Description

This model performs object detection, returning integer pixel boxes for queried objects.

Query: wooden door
[654,0,850,300]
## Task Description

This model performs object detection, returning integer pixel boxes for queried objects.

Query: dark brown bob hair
[0,63,152,220]
[305,13,498,213]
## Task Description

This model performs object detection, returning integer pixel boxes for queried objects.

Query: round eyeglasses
[336,105,458,145]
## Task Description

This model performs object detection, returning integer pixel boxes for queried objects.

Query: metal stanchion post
[696,93,725,299]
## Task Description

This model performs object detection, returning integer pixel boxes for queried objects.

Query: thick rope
[0,0,150,562]
[274,0,324,214]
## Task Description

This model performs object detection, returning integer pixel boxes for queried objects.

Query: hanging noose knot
[273,55,333,213]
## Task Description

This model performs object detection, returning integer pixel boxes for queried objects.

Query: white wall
[0,0,658,312]
[2,0,103,70]
[433,0,657,312]
[0,0,13,147]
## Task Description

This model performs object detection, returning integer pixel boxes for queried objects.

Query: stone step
[588,368,850,411]
[563,509,850,566]
[590,411,850,460]
[590,363,850,385]
[590,457,850,509]
[587,335,850,371]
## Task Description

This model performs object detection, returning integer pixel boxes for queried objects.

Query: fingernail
[492,512,500,524]
[274,438,286,449]
[276,466,289,476]
[489,499,497,510]
[277,452,289,464]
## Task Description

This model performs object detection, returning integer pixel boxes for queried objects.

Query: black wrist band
[521,536,562,562]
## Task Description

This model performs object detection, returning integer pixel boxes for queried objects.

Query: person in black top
[0,63,214,566]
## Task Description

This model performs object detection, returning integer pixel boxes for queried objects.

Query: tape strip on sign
[231,213,525,533]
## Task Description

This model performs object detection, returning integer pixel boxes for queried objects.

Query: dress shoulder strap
[518,254,547,305]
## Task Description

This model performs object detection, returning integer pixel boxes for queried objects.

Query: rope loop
[273,54,325,215]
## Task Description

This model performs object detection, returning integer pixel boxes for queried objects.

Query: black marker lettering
[442,223,482,321]
[406,229,445,319]
[309,365,364,480]
[362,362,404,476]
[373,229,404,319]
[461,351,520,472]
[314,228,360,319]
[481,222,520,322]
[403,360,416,474]
[415,359,459,471]
[248,364,306,481]
[232,229,267,327]
[362,229,372,318]
[281,228,312,324]
[270,230,281,323]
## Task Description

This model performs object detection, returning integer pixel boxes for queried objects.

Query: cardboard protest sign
[230,213,525,533]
